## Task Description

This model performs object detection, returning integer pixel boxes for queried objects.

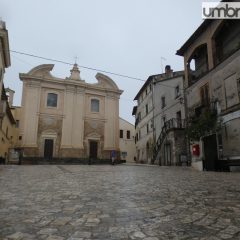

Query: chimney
[5,88,15,107]
[0,19,6,30]
[165,65,173,76]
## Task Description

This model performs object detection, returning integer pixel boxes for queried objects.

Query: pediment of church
[95,73,119,90]
[28,64,54,78]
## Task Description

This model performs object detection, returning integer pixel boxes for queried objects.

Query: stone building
[19,64,123,162]
[132,78,154,164]
[153,66,187,166]
[0,20,10,103]
[177,17,240,170]
[0,20,15,161]
[0,87,17,160]
[119,117,136,163]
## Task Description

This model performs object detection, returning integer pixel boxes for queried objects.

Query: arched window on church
[91,99,100,112]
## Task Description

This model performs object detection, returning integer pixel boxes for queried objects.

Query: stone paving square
[1,165,240,239]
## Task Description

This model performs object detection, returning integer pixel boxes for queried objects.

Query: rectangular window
[145,104,148,115]
[138,112,141,121]
[47,93,58,107]
[127,130,130,139]
[91,99,100,112]
[147,123,149,134]
[161,96,166,109]
[175,85,180,98]
[200,84,209,106]
[120,130,123,138]
[16,120,20,128]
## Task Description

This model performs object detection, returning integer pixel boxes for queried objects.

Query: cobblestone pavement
[1,165,240,240]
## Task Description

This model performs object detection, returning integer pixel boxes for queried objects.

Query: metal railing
[153,118,186,162]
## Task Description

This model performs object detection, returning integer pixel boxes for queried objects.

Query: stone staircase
[153,118,186,163]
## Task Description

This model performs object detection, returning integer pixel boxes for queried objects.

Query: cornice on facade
[19,64,123,96]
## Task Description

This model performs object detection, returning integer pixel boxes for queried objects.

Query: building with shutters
[177,16,240,171]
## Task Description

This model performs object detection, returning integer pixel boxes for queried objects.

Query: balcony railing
[153,118,186,162]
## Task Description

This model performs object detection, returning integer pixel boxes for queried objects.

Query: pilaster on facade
[19,64,123,161]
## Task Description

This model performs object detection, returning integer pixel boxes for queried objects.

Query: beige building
[177,17,240,171]
[0,20,11,102]
[0,87,17,160]
[0,20,15,161]
[19,64,123,162]
[119,117,136,163]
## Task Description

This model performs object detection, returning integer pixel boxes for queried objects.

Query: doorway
[44,139,54,160]
[164,143,171,166]
[203,134,218,171]
[176,111,182,128]
[89,141,98,159]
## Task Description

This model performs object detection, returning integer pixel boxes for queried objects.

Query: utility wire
[10,50,145,82]
[9,49,184,91]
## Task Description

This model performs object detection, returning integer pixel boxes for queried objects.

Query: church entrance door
[44,139,54,160]
[89,141,98,159]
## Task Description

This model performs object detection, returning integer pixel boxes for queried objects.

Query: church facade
[19,64,123,161]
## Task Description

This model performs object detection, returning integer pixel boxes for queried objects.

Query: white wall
[154,75,185,141]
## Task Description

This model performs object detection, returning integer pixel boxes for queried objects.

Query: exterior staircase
[153,118,186,163]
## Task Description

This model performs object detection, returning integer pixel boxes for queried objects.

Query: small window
[138,112,141,121]
[161,96,166,109]
[91,99,100,112]
[127,130,130,139]
[120,130,123,139]
[19,136,22,141]
[200,84,209,106]
[175,85,180,98]
[145,104,148,115]
[145,89,148,96]
[147,124,149,134]
[47,93,58,107]
[16,120,20,128]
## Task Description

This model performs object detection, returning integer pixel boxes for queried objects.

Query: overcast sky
[0,0,210,124]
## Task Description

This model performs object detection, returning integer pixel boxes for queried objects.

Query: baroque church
[19,64,123,162]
